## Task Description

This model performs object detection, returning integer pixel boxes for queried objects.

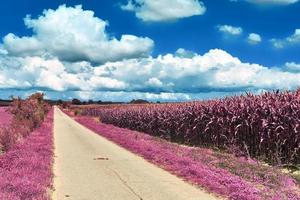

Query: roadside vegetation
[0,93,50,152]
[0,93,53,200]
[66,89,300,200]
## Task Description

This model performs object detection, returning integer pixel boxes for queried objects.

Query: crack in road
[108,167,144,200]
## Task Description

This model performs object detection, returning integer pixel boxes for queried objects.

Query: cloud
[2,48,300,94]
[248,33,262,44]
[121,0,206,22]
[217,25,243,35]
[270,29,300,48]
[247,0,298,5]
[2,5,154,64]
[285,62,300,72]
[95,49,300,93]
[231,0,299,5]
[146,77,164,87]
[175,48,197,58]
[0,55,129,92]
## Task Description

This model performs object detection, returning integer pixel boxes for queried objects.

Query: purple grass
[73,115,300,200]
[0,107,12,126]
[0,109,54,200]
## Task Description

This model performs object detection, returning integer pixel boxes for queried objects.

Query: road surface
[52,107,219,200]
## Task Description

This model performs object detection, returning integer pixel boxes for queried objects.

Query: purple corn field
[80,90,300,165]
[73,115,300,200]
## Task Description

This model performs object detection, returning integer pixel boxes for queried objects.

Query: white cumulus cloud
[0,55,128,91]
[217,25,243,35]
[93,49,300,93]
[3,5,154,64]
[121,0,206,22]
[0,49,300,100]
[271,29,300,48]
[285,62,300,72]
[231,0,298,5]
[248,33,262,44]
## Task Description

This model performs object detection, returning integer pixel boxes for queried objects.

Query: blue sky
[0,0,300,101]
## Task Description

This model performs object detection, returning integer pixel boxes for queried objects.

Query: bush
[0,93,50,152]
[0,126,17,152]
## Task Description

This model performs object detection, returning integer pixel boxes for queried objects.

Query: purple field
[80,90,300,165]
[69,90,300,199]
[0,109,54,199]
[0,107,12,126]
[73,115,300,200]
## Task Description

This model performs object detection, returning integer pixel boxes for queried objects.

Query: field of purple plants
[0,93,53,199]
[0,109,53,199]
[79,90,300,166]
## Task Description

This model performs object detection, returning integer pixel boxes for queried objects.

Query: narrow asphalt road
[52,107,219,200]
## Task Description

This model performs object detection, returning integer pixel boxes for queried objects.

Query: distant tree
[88,99,94,104]
[130,99,149,104]
[62,102,71,109]
[71,98,81,105]
[57,99,63,105]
